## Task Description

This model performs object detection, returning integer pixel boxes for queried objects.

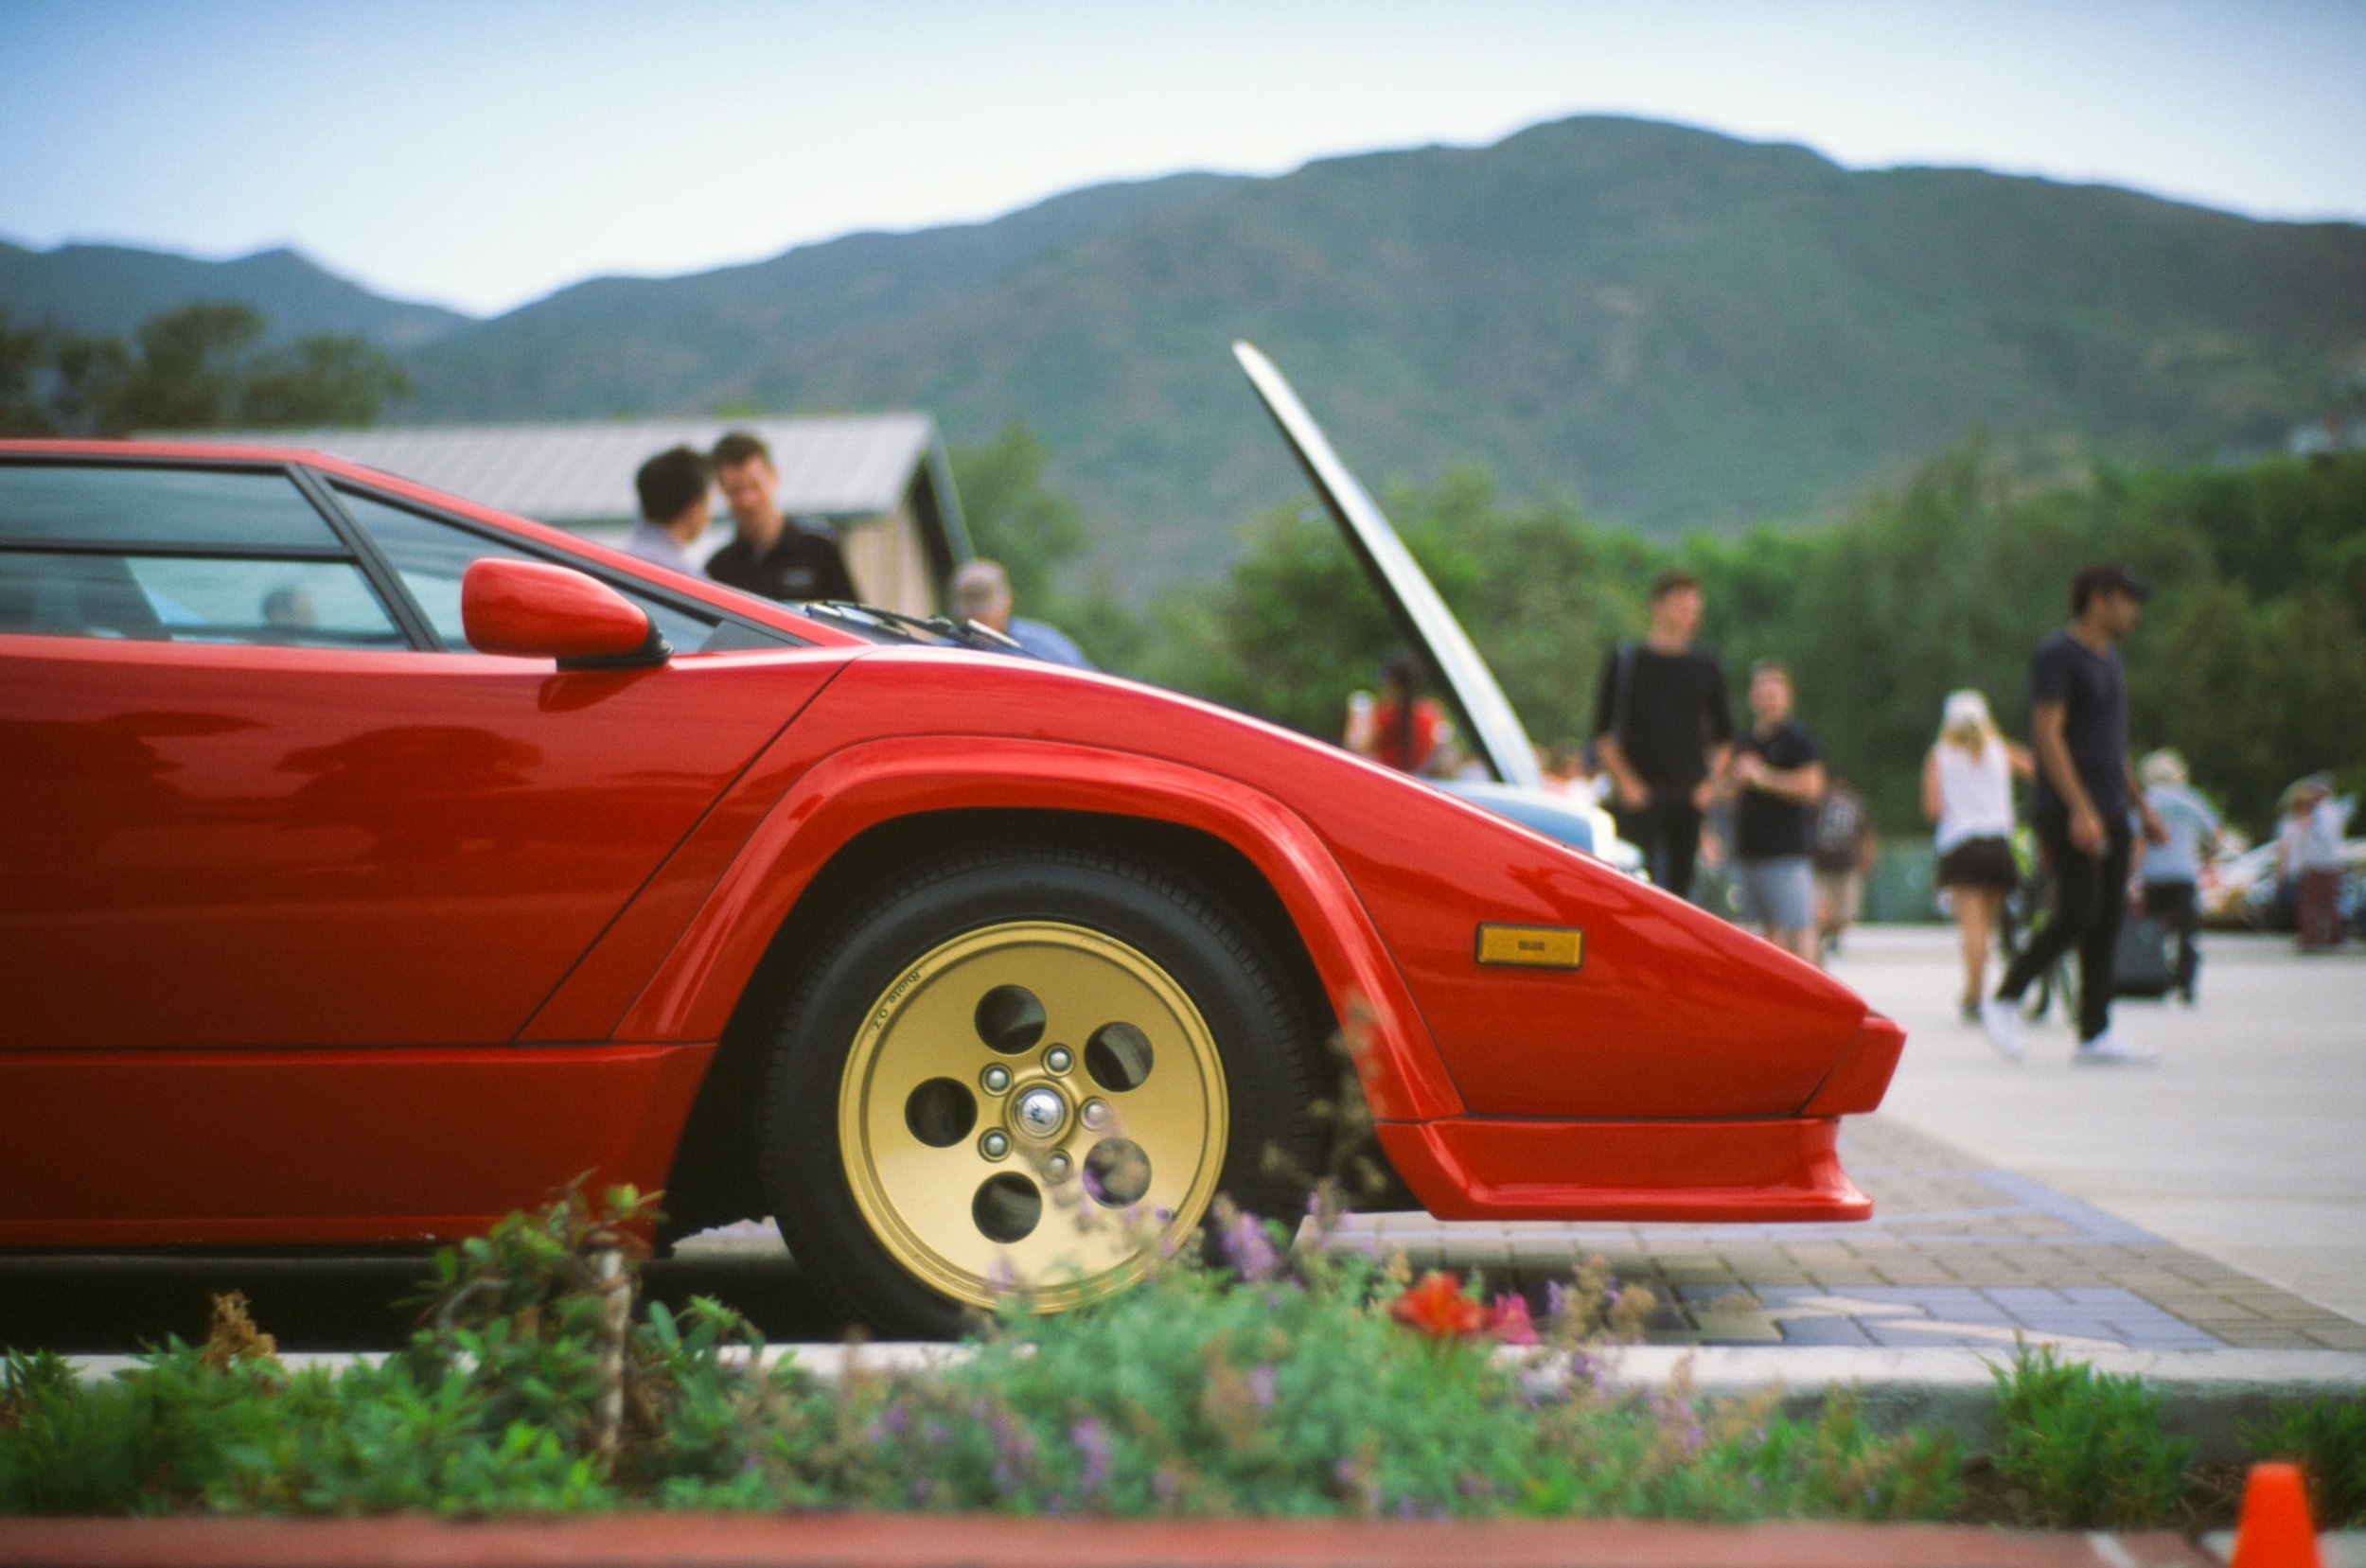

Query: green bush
[1989,1342,2193,1527]
[1,1186,1960,1521]
[2245,1394,2366,1526]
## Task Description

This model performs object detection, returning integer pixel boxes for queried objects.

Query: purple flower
[1247,1364,1278,1412]
[1069,1418,1112,1496]
[1222,1208,1280,1282]
[988,1406,1034,1494]
[1152,1464,1181,1506]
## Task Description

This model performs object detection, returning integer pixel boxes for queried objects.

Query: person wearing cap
[1924,688,2033,1020]
[2135,749,2223,999]
[2276,772,2347,952]
[1980,565,2168,1064]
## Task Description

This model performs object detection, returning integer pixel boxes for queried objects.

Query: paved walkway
[1315,926,2366,1351]
[1836,925,2366,1323]
[1332,1115,2365,1351]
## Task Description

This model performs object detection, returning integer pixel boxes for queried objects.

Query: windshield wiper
[802,600,1025,653]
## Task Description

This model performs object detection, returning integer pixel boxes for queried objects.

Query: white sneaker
[2073,1031,2157,1066]
[1977,997,2023,1059]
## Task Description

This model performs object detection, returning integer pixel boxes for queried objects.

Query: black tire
[757,840,1322,1336]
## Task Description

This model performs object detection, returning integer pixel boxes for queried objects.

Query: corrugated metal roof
[199,414,940,523]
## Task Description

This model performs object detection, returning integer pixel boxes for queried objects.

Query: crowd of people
[1342,560,2352,1064]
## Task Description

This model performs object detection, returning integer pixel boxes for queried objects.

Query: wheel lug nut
[980,1131,1010,1160]
[1046,1152,1072,1181]
[980,1065,1012,1094]
[1045,1046,1073,1074]
[1081,1099,1109,1130]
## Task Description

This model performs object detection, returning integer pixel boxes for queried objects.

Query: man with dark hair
[624,445,713,575]
[1982,564,2168,1064]
[704,430,858,603]
[1592,568,1734,900]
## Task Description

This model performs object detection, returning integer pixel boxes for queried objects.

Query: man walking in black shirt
[704,431,859,604]
[1591,569,1735,901]
[1982,564,2167,1064]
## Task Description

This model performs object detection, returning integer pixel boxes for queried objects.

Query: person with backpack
[1590,570,1734,901]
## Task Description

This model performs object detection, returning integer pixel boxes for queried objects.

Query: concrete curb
[0,1513,2221,1566]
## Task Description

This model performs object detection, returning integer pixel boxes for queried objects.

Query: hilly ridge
[398,171,1245,418]
[0,240,469,349]
[736,118,2366,587]
[12,116,2362,594]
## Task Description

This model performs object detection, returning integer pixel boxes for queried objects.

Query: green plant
[1,1182,1957,1523]
[1989,1342,2194,1527]
[2245,1394,2366,1526]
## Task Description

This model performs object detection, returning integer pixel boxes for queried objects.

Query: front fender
[615,735,1465,1123]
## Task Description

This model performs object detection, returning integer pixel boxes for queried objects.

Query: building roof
[202,414,951,525]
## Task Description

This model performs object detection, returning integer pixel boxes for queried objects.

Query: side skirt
[1376,1116,1872,1224]
[0,1043,714,1245]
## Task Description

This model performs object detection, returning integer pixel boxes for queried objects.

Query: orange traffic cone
[2230,1461,2322,1568]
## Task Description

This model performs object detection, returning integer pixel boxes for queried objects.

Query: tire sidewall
[762,852,1313,1335]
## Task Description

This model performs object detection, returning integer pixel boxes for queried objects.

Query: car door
[0,457,828,1239]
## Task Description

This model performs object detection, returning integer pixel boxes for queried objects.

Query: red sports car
[0,347,1901,1333]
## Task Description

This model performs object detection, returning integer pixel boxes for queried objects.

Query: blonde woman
[1923,691,2034,1029]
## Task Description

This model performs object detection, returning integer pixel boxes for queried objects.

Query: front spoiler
[1377,1115,1871,1224]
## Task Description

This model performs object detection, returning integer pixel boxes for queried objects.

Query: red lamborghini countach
[0,345,1902,1332]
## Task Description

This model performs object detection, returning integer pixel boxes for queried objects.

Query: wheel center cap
[1013,1085,1068,1141]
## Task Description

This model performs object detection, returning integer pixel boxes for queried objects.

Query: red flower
[1389,1271,1487,1339]
[1485,1293,1538,1347]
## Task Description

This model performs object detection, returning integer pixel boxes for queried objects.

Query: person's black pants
[2141,878,2200,999]
[1999,814,2131,1042]
[1614,795,1705,902]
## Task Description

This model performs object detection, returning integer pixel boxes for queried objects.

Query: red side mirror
[461,558,669,669]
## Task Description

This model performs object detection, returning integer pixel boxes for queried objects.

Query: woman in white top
[1922,690,2035,1019]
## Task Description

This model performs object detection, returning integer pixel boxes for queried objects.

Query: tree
[105,302,269,431]
[0,301,410,435]
[0,310,53,435]
[947,421,1146,670]
[241,334,411,428]
[949,423,1087,613]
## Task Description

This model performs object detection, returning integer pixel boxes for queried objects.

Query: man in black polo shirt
[704,431,858,604]
[1591,569,1735,901]
[1982,564,2168,1064]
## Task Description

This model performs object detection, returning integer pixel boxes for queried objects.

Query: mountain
[26,118,2360,593]
[398,171,1246,418]
[0,240,470,349]
[396,117,2366,591]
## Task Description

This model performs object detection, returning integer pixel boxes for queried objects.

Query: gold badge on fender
[1474,924,1584,970]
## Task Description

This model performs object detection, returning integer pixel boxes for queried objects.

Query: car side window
[333,486,736,654]
[0,465,402,647]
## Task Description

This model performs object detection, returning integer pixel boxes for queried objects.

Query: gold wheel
[837,919,1229,1311]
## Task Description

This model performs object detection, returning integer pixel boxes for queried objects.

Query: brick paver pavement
[1324,1115,2366,1352]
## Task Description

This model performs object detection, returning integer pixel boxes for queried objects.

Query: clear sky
[4,0,2361,319]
